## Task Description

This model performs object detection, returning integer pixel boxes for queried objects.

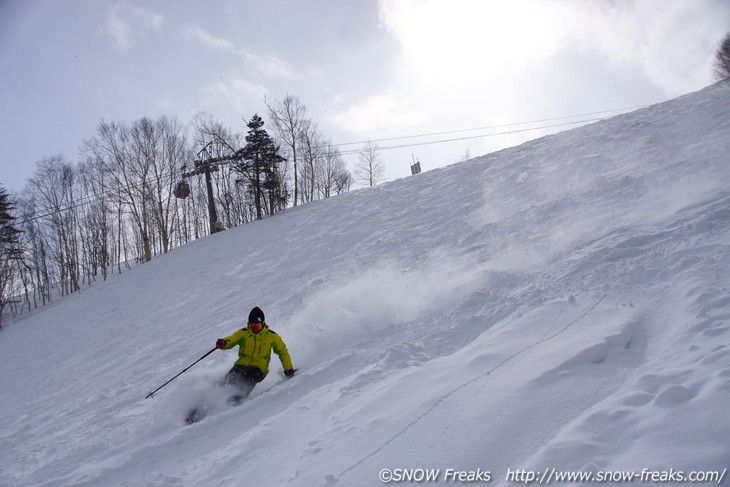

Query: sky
[1,0,729,192]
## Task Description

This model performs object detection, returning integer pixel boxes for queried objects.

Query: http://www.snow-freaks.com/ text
[377,467,727,484]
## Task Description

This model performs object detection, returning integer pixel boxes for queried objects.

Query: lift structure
[174,141,240,234]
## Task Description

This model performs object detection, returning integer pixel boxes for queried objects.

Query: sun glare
[380,0,574,85]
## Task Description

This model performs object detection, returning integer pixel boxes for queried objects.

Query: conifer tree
[234,115,287,220]
[0,185,22,329]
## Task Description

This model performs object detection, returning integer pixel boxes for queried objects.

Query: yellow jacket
[222,325,293,375]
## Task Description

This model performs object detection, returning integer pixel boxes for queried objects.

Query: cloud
[378,0,575,87]
[248,52,296,79]
[184,23,236,52]
[105,3,163,51]
[184,23,295,79]
[327,94,428,136]
[377,0,728,96]
[199,74,269,121]
[571,0,729,95]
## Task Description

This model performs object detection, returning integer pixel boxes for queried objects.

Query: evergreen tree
[0,188,21,248]
[0,185,23,329]
[234,115,287,220]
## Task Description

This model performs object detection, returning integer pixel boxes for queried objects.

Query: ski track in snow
[335,293,608,481]
[1,83,730,486]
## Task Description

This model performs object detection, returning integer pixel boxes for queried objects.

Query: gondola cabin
[173,181,191,199]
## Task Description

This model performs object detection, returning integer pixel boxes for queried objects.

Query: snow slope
[1,83,730,487]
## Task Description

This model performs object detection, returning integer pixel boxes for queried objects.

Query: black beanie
[248,307,265,324]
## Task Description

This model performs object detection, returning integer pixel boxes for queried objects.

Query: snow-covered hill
[2,83,729,487]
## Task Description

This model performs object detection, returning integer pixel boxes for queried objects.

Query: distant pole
[410,154,421,175]
[204,165,219,234]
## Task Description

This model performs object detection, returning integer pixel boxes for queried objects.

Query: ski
[184,396,243,425]
[185,406,208,424]
[183,369,299,425]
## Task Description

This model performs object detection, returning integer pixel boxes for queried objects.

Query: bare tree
[77,158,115,282]
[26,156,83,295]
[83,117,188,263]
[355,141,386,187]
[145,116,189,254]
[83,120,152,262]
[334,168,354,195]
[713,32,730,82]
[265,95,308,206]
[298,120,325,203]
[317,143,352,198]
[127,117,160,260]
[15,193,53,308]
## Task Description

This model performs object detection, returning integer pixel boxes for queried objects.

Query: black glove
[216,338,227,349]
[284,369,296,378]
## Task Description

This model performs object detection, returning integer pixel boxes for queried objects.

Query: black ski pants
[221,364,266,399]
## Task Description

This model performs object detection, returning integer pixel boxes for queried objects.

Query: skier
[215,306,295,404]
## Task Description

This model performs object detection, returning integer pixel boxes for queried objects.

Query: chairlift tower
[175,141,241,234]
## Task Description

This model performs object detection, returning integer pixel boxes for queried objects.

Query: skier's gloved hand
[284,369,296,378]
[216,339,227,349]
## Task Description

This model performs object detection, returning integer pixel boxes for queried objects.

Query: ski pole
[145,347,217,399]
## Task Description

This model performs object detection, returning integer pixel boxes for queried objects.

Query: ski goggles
[249,322,263,333]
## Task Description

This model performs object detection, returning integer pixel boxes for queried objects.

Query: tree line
[0,95,386,328]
